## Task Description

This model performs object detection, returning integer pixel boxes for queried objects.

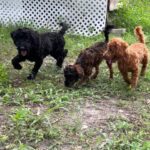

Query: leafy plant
[109,0,150,33]
[0,64,8,85]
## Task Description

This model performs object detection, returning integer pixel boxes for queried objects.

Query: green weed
[0,64,8,86]
[110,0,150,33]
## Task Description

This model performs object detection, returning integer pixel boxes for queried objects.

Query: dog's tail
[103,24,114,42]
[59,22,69,35]
[134,26,145,44]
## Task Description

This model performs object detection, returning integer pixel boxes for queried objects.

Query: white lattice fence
[0,0,108,36]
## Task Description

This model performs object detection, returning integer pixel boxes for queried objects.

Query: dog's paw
[128,85,131,89]
[91,75,97,79]
[14,65,22,70]
[109,76,113,80]
[27,74,35,80]
[128,85,134,90]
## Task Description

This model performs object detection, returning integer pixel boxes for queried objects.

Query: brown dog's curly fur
[76,42,113,80]
[64,42,113,87]
[107,26,149,88]
[64,25,115,87]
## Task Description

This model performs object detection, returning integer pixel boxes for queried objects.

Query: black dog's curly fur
[11,23,68,80]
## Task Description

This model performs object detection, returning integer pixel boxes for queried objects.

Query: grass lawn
[0,25,150,150]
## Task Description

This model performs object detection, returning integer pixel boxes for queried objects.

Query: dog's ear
[75,65,84,78]
[122,42,128,50]
[115,39,129,50]
[64,65,72,74]
[28,30,39,47]
[64,66,68,73]
[108,41,115,51]
[10,31,17,39]
[108,40,121,51]
[115,41,122,50]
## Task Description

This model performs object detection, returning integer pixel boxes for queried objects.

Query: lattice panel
[0,0,108,36]
[0,0,23,24]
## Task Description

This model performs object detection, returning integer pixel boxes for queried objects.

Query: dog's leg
[122,72,131,85]
[56,57,64,68]
[77,68,91,85]
[131,69,139,88]
[78,76,89,85]
[56,49,68,68]
[91,66,99,79]
[27,59,43,80]
[12,55,25,70]
[118,63,131,84]
[119,65,131,85]
[141,55,148,76]
[106,60,113,79]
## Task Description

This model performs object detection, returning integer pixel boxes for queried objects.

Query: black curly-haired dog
[11,23,68,80]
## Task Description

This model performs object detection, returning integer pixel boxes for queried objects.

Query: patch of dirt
[0,114,6,135]
[80,99,138,130]
[0,105,14,135]
[27,103,49,115]
[52,98,140,132]
[11,78,23,87]
[21,99,141,150]
[55,99,140,150]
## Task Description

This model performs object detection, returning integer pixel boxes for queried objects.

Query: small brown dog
[106,26,149,88]
[64,25,114,87]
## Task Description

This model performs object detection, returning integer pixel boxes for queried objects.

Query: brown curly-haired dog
[64,25,114,87]
[107,26,149,88]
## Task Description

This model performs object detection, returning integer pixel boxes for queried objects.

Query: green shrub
[110,0,150,33]
[0,64,8,85]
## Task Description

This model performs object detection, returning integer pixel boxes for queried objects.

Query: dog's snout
[20,46,25,50]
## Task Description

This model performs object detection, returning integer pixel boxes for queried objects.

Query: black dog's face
[11,28,38,57]
[64,65,80,87]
